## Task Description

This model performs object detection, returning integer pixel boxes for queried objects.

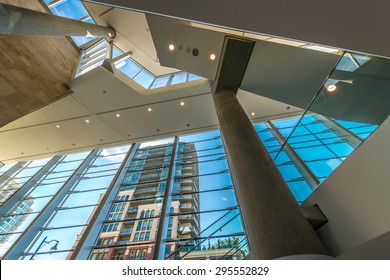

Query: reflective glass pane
[74,176,115,191]
[27,183,63,198]
[48,0,89,20]
[13,197,52,213]
[134,70,155,88]
[26,158,51,168]
[28,226,86,253]
[187,73,203,81]
[170,72,187,85]
[0,163,16,175]
[62,190,106,208]
[116,58,142,78]
[0,213,39,234]
[150,75,170,89]
[0,233,21,257]
[47,206,98,227]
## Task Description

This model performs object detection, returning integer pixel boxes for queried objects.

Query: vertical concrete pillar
[213,89,327,259]
[0,3,115,38]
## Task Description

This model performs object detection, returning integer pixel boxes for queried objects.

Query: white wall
[304,116,390,256]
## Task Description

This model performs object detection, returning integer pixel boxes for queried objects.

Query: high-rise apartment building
[90,142,200,260]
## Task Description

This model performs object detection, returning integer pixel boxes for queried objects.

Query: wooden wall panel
[0,0,79,127]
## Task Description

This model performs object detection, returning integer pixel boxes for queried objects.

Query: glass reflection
[164,130,247,260]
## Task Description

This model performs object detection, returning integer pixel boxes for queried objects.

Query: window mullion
[0,157,60,216]
[3,151,99,260]
[72,144,138,260]
[267,121,320,190]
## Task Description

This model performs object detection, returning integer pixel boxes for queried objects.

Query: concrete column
[0,3,115,38]
[213,89,327,259]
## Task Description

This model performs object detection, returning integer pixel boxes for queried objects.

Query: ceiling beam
[212,37,254,93]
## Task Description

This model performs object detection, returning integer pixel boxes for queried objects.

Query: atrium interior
[0,0,389,260]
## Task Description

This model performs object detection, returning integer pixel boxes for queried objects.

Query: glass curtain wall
[166,130,248,260]
[255,113,379,203]
[90,139,174,260]
[0,153,88,257]
[0,159,51,206]
[252,51,389,203]
[19,146,130,260]
[0,114,382,259]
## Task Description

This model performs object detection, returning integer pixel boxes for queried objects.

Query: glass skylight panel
[116,59,143,79]
[48,0,89,20]
[187,73,203,81]
[170,72,187,85]
[150,75,170,89]
[134,70,155,89]
[112,47,123,58]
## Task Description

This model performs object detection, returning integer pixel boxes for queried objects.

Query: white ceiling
[85,2,178,76]
[146,14,225,80]
[1,3,324,164]
[241,40,340,109]
[0,66,301,163]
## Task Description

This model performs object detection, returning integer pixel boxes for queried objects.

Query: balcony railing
[127,207,138,212]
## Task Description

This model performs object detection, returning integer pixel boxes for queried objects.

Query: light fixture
[116,113,120,118]
[327,84,337,92]
[29,236,59,260]
[55,124,60,129]
[180,101,185,106]
[85,119,90,123]
[168,44,175,51]
[210,53,216,60]
[251,112,255,116]
[148,107,152,112]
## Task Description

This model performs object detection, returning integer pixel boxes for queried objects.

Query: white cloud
[221,196,228,201]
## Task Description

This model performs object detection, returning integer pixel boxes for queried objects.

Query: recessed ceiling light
[169,44,175,51]
[55,124,60,128]
[147,107,152,112]
[180,101,185,106]
[116,113,120,118]
[85,119,90,123]
[210,54,216,60]
[327,84,337,92]
[251,112,255,116]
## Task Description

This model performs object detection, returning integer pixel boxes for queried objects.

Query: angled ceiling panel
[241,40,340,109]
[146,14,224,80]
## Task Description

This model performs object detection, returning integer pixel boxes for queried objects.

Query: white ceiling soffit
[0,67,215,163]
[241,40,341,109]
[0,67,302,163]
[145,14,225,80]
[237,89,303,121]
[85,2,178,76]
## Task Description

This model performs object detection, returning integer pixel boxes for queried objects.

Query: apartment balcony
[145,157,165,164]
[116,240,130,245]
[134,187,158,196]
[178,214,197,224]
[178,225,196,238]
[129,196,156,205]
[127,206,138,213]
[120,228,133,235]
[179,204,196,213]
[177,194,197,204]
[179,186,194,193]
